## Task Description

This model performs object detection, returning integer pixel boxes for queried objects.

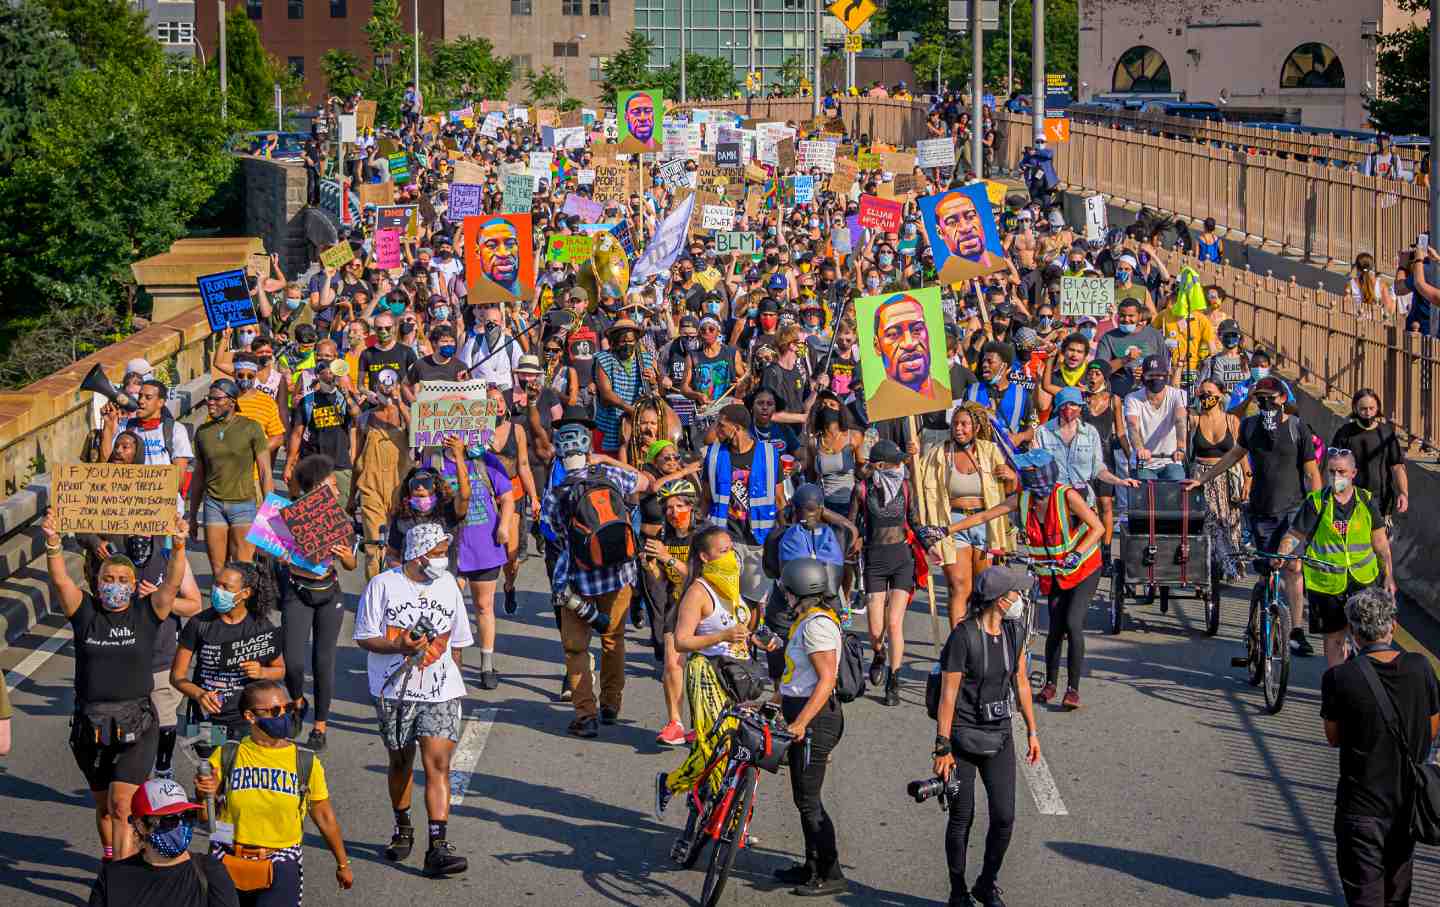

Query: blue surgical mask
[1117,323,1137,334]
[210,587,238,614]
[437,344,457,358]
[284,297,302,311]
[1251,366,1270,380]
[255,713,294,740]
[878,253,894,267]
[1080,326,1096,340]
[987,372,1005,386]
[432,306,450,321]
[1037,317,1053,330]
[1116,270,1132,282]
[145,819,195,858]
[98,582,133,611]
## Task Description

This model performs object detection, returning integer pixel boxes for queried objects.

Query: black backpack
[561,471,637,570]
[788,609,867,703]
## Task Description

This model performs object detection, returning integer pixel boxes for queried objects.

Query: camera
[908,775,963,809]
[559,588,611,632]
[407,613,440,644]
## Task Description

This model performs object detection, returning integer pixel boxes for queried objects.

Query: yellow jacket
[915,438,1012,565]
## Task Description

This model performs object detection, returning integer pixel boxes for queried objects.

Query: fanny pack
[710,655,770,703]
[75,698,154,748]
[222,847,275,892]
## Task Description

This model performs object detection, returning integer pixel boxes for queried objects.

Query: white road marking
[1013,722,1069,815]
[448,708,497,805]
[4,626,73,690]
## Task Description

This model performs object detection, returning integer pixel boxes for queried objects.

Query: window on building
[1281,43,1345,89]
[155,21,195,45]
[554,42,579,58]
[562,0,582,15]
[288,56,304,77]
[513,54,532,74]
[590,0,610,14]
[289,0,303,18]
[511,0,532,14]
[330,0,346,17]
[588,55,610,82]
[246,0,262,19]
[1112,46,1171,93]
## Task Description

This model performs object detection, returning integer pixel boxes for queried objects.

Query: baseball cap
[1053,386,1084,408]
[515,354,543,374]
[1013,327,1041,350]
[870,439,905,465]
[767,273,788,291]
[403,522,452,562]
[1141,354,1168,377]
[131,777,202,818]
[294,324,319,344]
[1254,375,1287,396]
[975,565,1030,602]
[1085,359,1112,378]
[1218,319,1241,336]
[125,358,154,379]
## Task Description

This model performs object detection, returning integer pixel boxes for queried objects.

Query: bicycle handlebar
[1241,548,1331,569]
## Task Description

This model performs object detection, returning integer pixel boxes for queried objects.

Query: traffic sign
[1043,117,1070,143]
[844,34,863,53]
[947,0,1000,32]
[829,0,877,33]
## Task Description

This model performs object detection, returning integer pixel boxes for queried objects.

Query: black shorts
[1309,580,1372,635]
[71,720,159,790]
[1248,508,1299,560]
[864,545,915,594]
[1091,477,1114,500]
[459,565,501,582]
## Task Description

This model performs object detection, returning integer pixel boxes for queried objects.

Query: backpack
[219,741,316,824]
[561,471,637,570]
[788,609,867,703]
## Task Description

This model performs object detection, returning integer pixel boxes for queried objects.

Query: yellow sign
[1043,117,1071,143]
[829,0,877,33]
[844,34,862,53]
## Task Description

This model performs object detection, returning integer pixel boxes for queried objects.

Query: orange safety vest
[1017,485,1101,593]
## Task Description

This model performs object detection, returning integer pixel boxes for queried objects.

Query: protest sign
[546,233,594,264]
[338,114,357,143]
[577,168,596,186]
[658,158,690,190]
[592,165,628,205]
[502,173,535,213]
[452,160,487,185]
[355,100,378,131]
[777,137,797,170]
[892,172,915,198]
[617,89,664,153]
[481,111,505,137]
[1060,276,1115,319]
[535,108,558,128]
[375,229,403,269]
[1083,194,1108,243]
[280,484,355,564]
[196,268,257,332]
[320,242,355,270]
[857,149,880,169]
[511,107,530,123]
[448,182,483,219]
[388,152,411,184]
[832,226,853,255]
[881,150,917,175]
[857,195,903,232]
[529,151,554,177]
[716,143,741,168]
[846,214,864,250]
[562,193,604,222]
[916,138,956,170]
[358,181,393,207]
[702,205,736,231]
[917,185,1008,285]
[550,126,586,150]
[246,494,327,573]
[744,163,769,184]
[463,214,534,302]
[792,175,815,204]
[52,463,182,535]
[855,286,953,422]
[410,380,504,448]
[714,231,756,255]
[376,205,410,230]
[829,157,858,194]
[798,140,837,173]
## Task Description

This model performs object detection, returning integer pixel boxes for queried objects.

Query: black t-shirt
[358,344,419,392]
[722,443,760,546]
[940,617,1026,729]
[70,595,162,704]
[408,354,466,385]
[1321,650,1440,817]
[1241,414,1312,516]
[177,611,281,727]
[762,360,809,414]
[293,389,354,469]
[89,853,239,907]
[1290,489,1379,545]
[1331,422,1404,514]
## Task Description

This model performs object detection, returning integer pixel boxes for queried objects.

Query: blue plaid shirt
[540,463,641,597]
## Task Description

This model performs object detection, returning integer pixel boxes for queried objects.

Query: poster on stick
[1059,276,1115,319]
[196,269,258,331]
[410,380,504,448]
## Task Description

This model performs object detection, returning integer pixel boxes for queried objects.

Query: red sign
[858,194,903,233]
[280,485,355,564]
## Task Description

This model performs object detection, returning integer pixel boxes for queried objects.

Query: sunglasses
[1327,447,1353,458]
[141,814,190,832]
[250,702,298,719]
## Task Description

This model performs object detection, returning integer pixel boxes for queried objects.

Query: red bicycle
[670,702,794,907]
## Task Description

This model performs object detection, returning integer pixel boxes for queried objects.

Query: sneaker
[632,604,646,629]
[868,650,887,687]
[1035,683,1057,705]
[560,673,573,701]
[304,729,327,753]
[773,862,815,885]
[793,875,848,897]
[850,589,867,615]
[1291,627,1315,657]
[1061,688,1081,711]
[384,826,415,861]
[503,586,517,615]
[479,670,500,691]
[971,883,1007,907]
[568,716,599,738]
[653,771,673,819]
[683,729,698,745]
[151,767,175,781]
[599,706,620,725]
[423,840,468,877]
[656,721,686,747]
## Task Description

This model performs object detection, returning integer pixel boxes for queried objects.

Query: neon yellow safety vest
[1301,488,1380,594]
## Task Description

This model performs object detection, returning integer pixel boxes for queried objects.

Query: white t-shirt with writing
[1123,385,1188,460]
[124,417,194,466]
[780,611,842,698]
[353,567,473,703]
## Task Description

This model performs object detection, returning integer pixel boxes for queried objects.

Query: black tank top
[1191,421,1234,459]
[1081,395,1115,448]
[864,480,909,547]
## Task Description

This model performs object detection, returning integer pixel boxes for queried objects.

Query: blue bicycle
[1232,549,1325,714]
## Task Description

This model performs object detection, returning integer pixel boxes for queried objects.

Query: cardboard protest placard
[714,231,756,255]
[916,138,956,170]
[855,286,953,422]
[375,229,403,269]
[798,140,837,173]
[562,193,604,222]
[376,205,410,230]
[880,150,916,175]
[52,463,182,535]
[1060,276,1115,319]
[744,163,769,184]
[452,160,487,185]
[480,111,506,138]
[892,172,916,198]
[592,165,628,205]
[917,185,1008,284]
[617,89,664,153]
[561,109,583,128]
[410,379,504,447]
[529,151,554,176]
[354,100,378,132]
[196,268,257,332]
[280,484,355,564]
[724,182,747,203]
[535,108,559,128]
[716,142,741,168]
[744,190,762,220]
[777,137,797,170]
[247,494,327,572]
[502,173,534,213]
[378,137,401,157]
[448,183,484,219]
[320,242,355,270]
[702,205,736,231]
[857,195,903,232]
[547,233,595,264]
[829,157,858,194]
[463,213,534,303]
[856,149,880,170]
[358,181,394,207]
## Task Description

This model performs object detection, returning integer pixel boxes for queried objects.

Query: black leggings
[946,727,1017,898]
[1044,570,1100,691]
[781,695,845,880]
[280,573,343,723]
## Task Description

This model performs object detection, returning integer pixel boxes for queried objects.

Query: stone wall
[240,156,310,280]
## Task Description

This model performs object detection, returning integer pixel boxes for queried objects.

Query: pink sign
[858,195,903,233]
[375,229,402,269]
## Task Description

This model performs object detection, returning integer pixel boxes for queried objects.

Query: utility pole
[1032,0,1045,144]
[218,0,227,120]
[680,0,687,103]
[937,44,943,95]
[813,0,822,117]
[413,0,421,110]
[970,0,983,177]
[1007,0,1014,97]
[1431,0,1439,246]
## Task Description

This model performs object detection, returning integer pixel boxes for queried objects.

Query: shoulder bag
[1354,653,1440,846]
[951,619,1020,759]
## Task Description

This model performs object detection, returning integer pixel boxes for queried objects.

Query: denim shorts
[200,495,258,527]
[952,523,989,550]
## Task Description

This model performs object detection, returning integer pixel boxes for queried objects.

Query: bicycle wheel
[700,769,756,907]
[675,792,716,869]
[1108,560,1126,634]
[1263,601,1291,714]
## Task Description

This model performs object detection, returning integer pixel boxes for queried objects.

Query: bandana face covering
[701,549,742,603]
[146,819,194,858]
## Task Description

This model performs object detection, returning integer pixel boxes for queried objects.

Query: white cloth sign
[1060,276,1115,318]
[916,138,956,170]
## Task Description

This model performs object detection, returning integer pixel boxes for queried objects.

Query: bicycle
[670,702,794,907]
[986,548,1042,674]
[1232,549,1326,715]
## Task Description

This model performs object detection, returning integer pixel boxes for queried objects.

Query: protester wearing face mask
[354,523,474,876]
[188,379,273,579]
[43,508,189,861]
[1197,318,1248,395]
[283,350,359,502]
[1123,355,1188,481]
[1330,389,1409,522]
[1226,349,1294,415]
[409,324,467,385]
[195,680,354,901]
[231,354,286,458]
[383,455,470,568]
[358,312,419,395]
[594,319,658,456]
[1189,379,1248,581]
[88,778,238,907]
[964,342,1037,450]
[1094,298,1166,398]
[459,300,521,391]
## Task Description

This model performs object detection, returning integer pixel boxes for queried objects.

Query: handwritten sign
[562,193,604,222]
[196,268,257,332]
[410,379,504,448]
[246,493,327,573]
[798,140,837,173]
[714,231,756,255]
[777,137,797,170]
[857,194,903,232]
[716,142,741,168]
[320,242,355,270]
[857,150,880,170]
[916,138,956,170]
[448,182,483,219]
[1083,193,1107,243]
[658,158,690,191]
[374,229,403,269]
[576,168,596,186]
[702,205,736,231]
[592,165,628,205]
[53,464,182,535]
[1060,276,1115,318]
[502,173,534,213]
[358,181,393,207]
[547,233,594,264]
[280,484,355,564]
[529,151,554,176]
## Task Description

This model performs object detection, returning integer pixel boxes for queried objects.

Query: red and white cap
[131,777,203,817]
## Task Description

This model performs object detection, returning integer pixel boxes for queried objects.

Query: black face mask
[613,343,635,360]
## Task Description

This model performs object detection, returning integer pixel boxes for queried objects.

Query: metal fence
[992,112,1431,273]
[676,97,929,148]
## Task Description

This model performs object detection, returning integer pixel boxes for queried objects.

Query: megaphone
[80,364,140,412]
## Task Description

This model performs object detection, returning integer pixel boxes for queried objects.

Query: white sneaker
[152,767,175,781]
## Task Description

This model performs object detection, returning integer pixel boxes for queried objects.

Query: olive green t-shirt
[194,415,267,502]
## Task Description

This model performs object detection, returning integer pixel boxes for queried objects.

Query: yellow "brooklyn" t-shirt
[208,737,329,849]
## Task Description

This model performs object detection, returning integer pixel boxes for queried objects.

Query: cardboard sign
[798,140,837,173]
[562,193,603,222]
[196,268,257,332]
[857,150,881,170]
[280,484,355,564]
[376,205,410,230]
[246,493,326,573]
[829,157,858,194]
[410,379,504,447]
[658,158,690,190]
[546,233,594,264]
[1060,276,1115,318]
[777,137,797,170]
[916,138,956,170]
[1083,194,1107,243]
[892,172,915,197]
[448,182,484,219]
[715,231,756,255]
[592,165,628,205]
[452,160,487,185]
[716,142,741,168]
[858,194,902,232]
[320,242,355,270]
[354,99,378,132]
[744,163,769,184]
[881,150,917,175]
[702,205,736,231]
[52,463,182,535]
[502,173,534,213]
[358,181,394,207]
[375,229,403,269]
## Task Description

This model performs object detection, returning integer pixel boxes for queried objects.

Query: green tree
[364,0,417,121]
[430,36,516,105]
[599,31,663,100]
[40,0,162,74]
[904,0,1078,95]
[1370,1,1428,133]
[0,1,79,164]
[660,53,740,101]
[217,7,305,126]
[320,49,365,99]
[777,55,808,95]
[525,66,568,106]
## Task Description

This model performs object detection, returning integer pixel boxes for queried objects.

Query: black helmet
[870,439,904,465]
[780,557,842,603]
[792,483,824,512]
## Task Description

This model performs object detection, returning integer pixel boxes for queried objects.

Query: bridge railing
[675,97,930,149]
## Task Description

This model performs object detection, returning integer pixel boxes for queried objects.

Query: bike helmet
[780,557,843,605]
[657,477,699,501]
[791,483,825,512]
[1015,449,1060,496]
[1085,236,1105,253]
[554,423,592,459]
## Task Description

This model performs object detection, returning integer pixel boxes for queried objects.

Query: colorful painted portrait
[616,89,664,154]
[917,184,1007,285]
[855,286,952,421]
[463,213,534,303]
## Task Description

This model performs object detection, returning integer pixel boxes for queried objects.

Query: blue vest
[778,524,844,565]
[703,441,778,543]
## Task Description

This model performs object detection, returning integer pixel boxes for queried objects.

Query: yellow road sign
[829,0,877,33]
[844,34,863,53]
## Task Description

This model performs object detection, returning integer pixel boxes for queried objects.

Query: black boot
[883,666,900,706]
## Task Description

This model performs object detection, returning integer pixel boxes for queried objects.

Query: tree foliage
[0,2,80,163]
[320,49,365,99]
[40,0,163,74]
[777,55,809,95]
[902,0,1078,94]
[660,54,740,101]
[430,36,515,107]
[600,31,663,101]
[1370,4,1428,134]
[525,66,569,106]
[218,7,305,127]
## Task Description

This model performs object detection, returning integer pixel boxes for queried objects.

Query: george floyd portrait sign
[917,184,1008,286]
[616,89,664,154]
[463,213,534,304]
[855,287,953,421]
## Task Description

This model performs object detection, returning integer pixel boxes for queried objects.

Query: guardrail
[675,97,929,149]
[993,111,1431,277]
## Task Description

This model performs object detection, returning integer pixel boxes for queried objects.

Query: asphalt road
[3,545,1440,906]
